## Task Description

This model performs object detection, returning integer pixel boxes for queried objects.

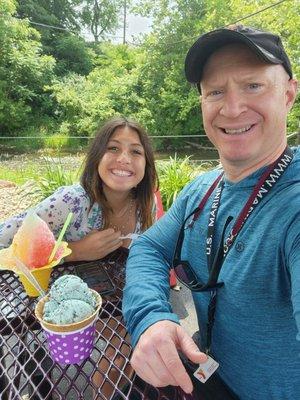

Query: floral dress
[0,184,143,249]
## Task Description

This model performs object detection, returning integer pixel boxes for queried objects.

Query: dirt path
[0,180,42,222]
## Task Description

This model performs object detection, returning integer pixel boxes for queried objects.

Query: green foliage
[157,155,207,210]
[0,0,56,133]
[1,0,300,145]
[0,163,40,185]
[37,157,79,198]
[49,43,148,136]
[0,154,212,208]
[43,134,69,150]
[42,134,86,151]
[16,0,121,75]
[52,35,95,76]
[0,154,82,187]
[0,137,44,152]
[16,0,81,37]
[80,0,124,42]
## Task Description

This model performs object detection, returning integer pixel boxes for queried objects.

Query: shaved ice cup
[18,265,53,297]
[17,242,71,297]
[35,290,102,365]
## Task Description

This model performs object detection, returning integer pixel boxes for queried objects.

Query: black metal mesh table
[0,249,181,400]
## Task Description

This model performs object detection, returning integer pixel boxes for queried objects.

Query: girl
[0,116,158,259]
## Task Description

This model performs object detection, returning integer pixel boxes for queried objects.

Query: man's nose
[219,91,247,118]
[117,150,131,163]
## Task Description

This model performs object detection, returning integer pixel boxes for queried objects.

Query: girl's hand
[66,228,123,261]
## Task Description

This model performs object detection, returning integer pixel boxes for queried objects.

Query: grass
[0,164,40,185]
[0,154,214,209]
[37,157,80,198]
[0,155,81,200]
[0,135,88,155]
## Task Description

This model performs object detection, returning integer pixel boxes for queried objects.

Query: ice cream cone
[35,290,102,364]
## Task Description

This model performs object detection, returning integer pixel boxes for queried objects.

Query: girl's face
[98,126,146,196]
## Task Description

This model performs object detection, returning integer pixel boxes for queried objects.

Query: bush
[37,156,79,198]
[157,155,210,210]
[36,155,213,207]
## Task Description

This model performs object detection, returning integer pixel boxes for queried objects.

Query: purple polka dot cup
[35,290,102,365]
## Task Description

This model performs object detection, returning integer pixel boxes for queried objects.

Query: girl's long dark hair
[80,116,158,230]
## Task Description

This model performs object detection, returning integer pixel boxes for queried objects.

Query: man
[123,25,299,399]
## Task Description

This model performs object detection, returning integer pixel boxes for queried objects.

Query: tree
[16,0,97,76]
[52,34,96,75]
[80,0,124,42]
[49,43,146,136]
[0,0,56,134]
[17,0,81,33]
[132,0,300,140]
[16,1,126,75]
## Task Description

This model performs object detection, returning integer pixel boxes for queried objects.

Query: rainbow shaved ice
[12,211,64,268]
[0,210,71,278]
[0,211,71,296]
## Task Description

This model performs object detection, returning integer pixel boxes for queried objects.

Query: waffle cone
[35,289,102,333]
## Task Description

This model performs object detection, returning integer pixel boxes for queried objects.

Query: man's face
[200,44,297,171]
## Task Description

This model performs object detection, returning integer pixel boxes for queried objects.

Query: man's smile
[221,124,254,135]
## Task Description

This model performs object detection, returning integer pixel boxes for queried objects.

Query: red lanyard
[188,146,294,353]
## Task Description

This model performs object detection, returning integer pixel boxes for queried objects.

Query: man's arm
[123,181,208,392]
[284,213,300,342]
[123,198,183,345]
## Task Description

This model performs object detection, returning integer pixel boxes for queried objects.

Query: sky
[83,11,152,43]
[115,13,152,44]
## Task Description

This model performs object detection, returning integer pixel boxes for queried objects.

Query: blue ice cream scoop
[49,275,96,307]
[43,299,95,324]
[43,275,97,325]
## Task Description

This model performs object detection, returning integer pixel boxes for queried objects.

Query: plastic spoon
[48,212,73,263]
[119,233,140,240]
[14,256,46,297]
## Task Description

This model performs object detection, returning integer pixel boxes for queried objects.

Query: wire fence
[0,131,298,139]
[0,134,209,139]
[0,131,298,164]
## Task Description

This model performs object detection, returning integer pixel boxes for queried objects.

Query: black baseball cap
[185,25,293,85]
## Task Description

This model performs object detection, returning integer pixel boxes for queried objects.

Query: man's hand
[66,228,123,261]
[131,320,207,393]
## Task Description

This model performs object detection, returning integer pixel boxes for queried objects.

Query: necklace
[108,199,135,234]
[113,199,133,218]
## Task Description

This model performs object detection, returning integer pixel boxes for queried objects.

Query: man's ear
[286,78,298,111]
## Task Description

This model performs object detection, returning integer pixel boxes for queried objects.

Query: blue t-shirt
[123,148,300,400]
